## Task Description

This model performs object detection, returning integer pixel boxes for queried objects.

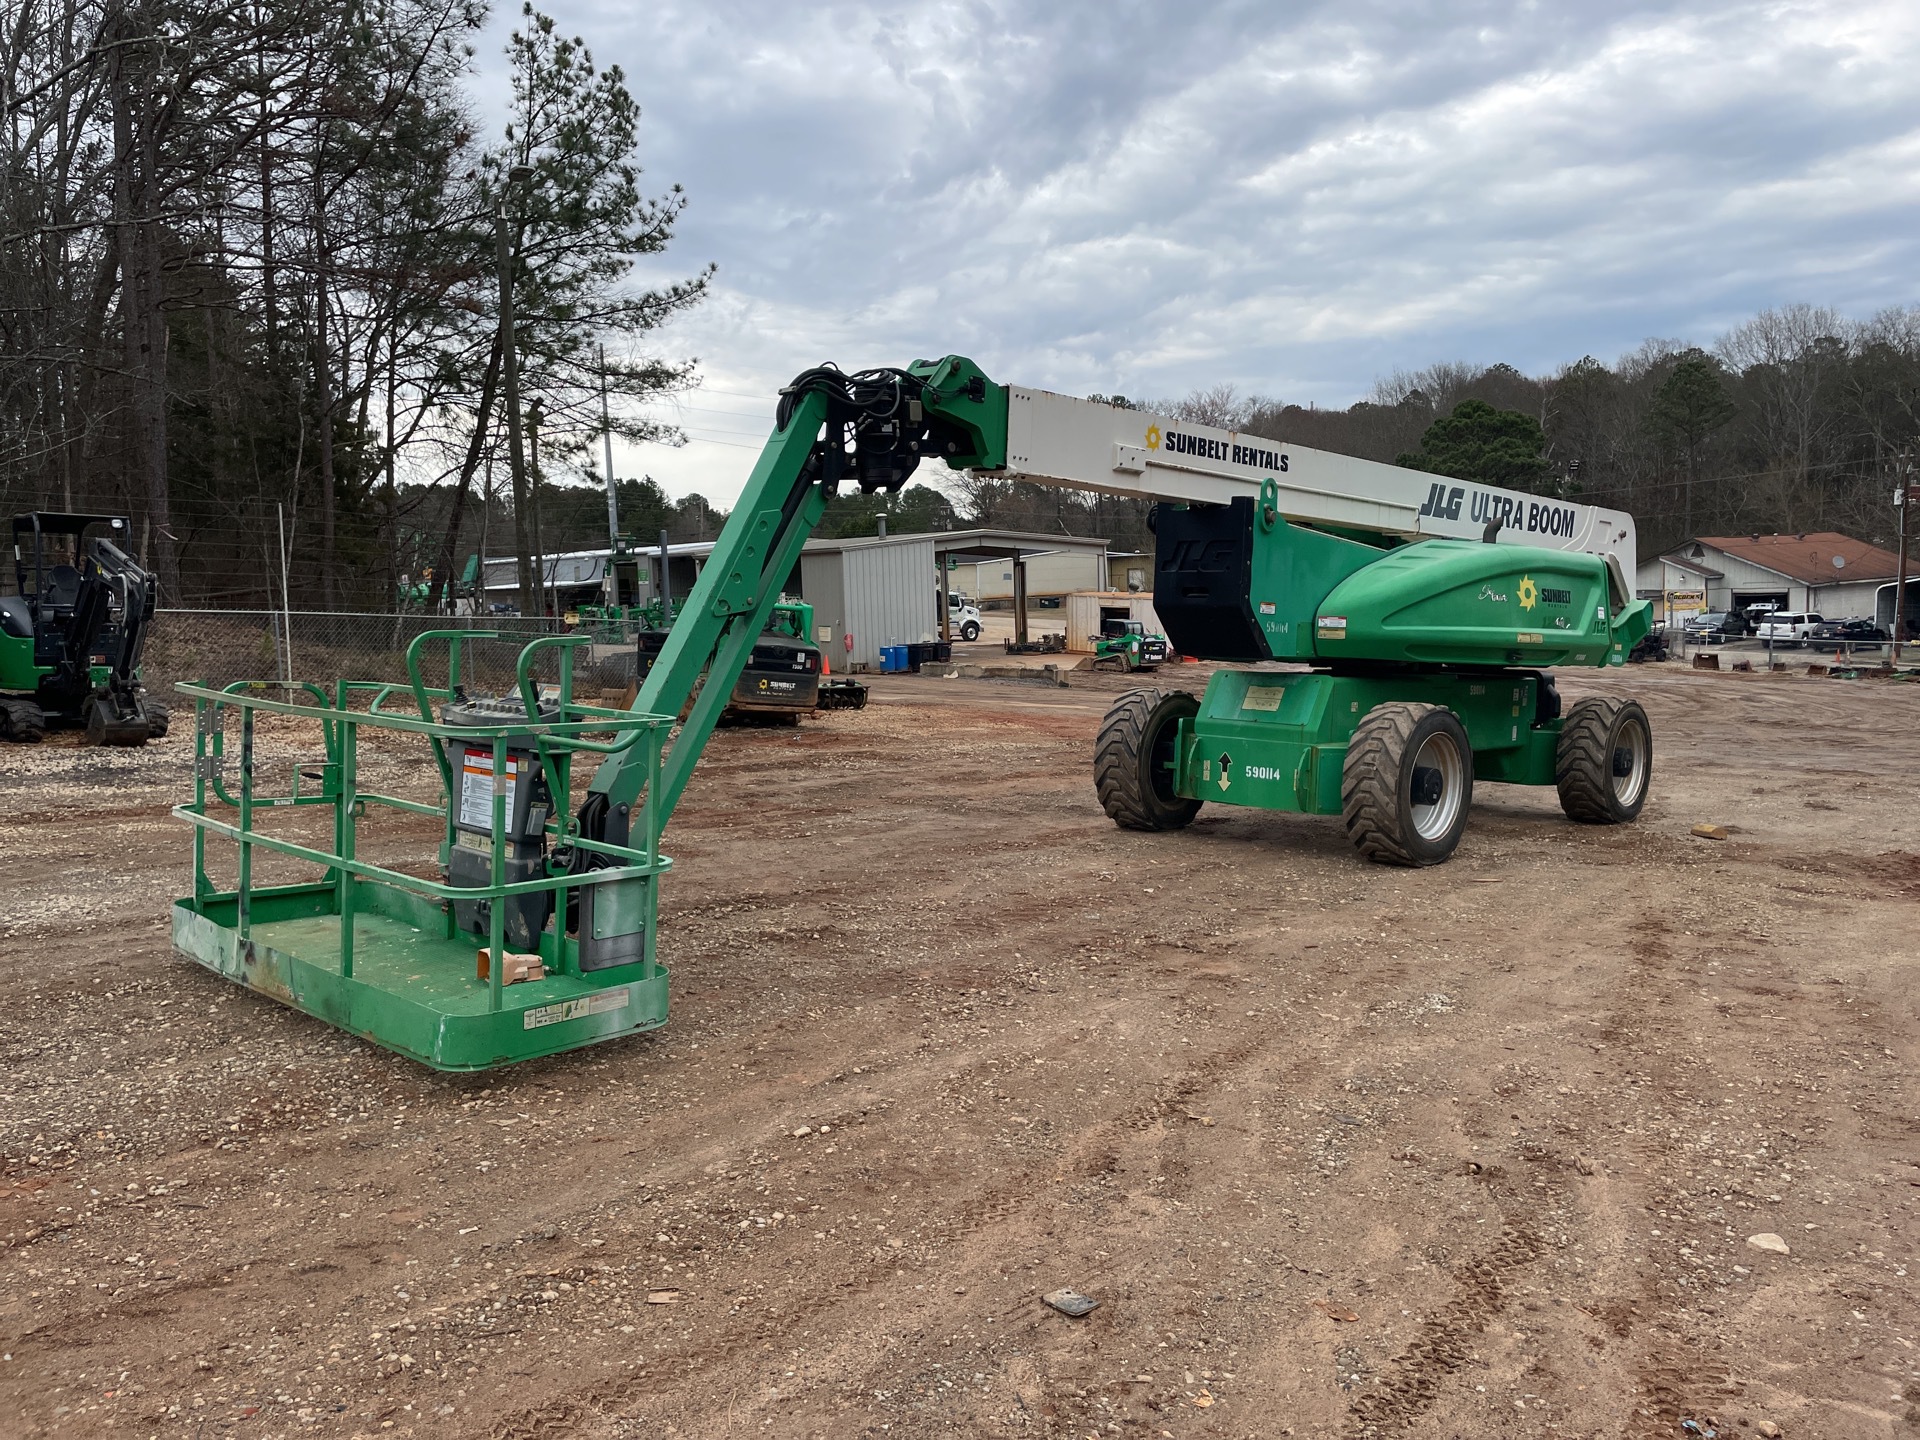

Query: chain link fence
[142,610,638,702]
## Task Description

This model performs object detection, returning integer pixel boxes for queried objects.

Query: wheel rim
[1147,703,1188,805]
[1610,713,1650,807]
[1408,730,1466,841]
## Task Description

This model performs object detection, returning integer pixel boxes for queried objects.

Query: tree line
[1,0,709,611]
[6,5,1913,613]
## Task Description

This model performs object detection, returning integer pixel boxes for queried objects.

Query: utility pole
[600,345,621,559]
[496,164,536,617]
[1895,449,1914,668]
[528,398,548,618]
[477,451,495,616]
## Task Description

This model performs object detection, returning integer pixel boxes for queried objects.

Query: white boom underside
[992,387,1639,576]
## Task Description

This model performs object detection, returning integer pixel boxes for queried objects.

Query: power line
[636,432,765,452]
[648,401,773,424]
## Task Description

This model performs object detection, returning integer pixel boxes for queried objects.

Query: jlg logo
[1418,481,1465,521]
[1161,539,1239,572]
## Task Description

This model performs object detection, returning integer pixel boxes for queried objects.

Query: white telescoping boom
[996,387,1638,581]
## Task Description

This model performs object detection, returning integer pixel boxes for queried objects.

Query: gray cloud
[479,0,1920,500]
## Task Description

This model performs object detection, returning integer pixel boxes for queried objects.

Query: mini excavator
[2,512,167,745]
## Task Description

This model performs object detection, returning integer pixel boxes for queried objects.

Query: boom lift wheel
[145,699,170,739]
[1554,698,1652,824]
[1341,702,1473,867]
[1095,688,1202,831]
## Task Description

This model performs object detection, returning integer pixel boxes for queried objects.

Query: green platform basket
[170,630,675,1072]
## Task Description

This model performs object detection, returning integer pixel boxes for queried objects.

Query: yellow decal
[1517,574,1539,611]
[1145,424,1162,451]
[1517,631,1544,644]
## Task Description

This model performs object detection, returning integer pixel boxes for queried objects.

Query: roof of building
[1644,554,1724,581]
[480,529,1112,591]
[807,528,1110,560]
[1682,533,1902,584]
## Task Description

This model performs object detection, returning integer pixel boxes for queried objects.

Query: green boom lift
[170,357,1652,1069]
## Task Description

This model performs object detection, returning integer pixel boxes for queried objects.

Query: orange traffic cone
[821,651,831,676]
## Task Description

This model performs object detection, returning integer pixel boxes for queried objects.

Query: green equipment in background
[1090,616,1171,671]
[2,512,168,745]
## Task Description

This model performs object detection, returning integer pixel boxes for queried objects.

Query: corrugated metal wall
[844,538,938,669]
[798,553,846,651]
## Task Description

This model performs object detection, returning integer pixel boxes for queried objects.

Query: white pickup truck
[1753,611,1824,647]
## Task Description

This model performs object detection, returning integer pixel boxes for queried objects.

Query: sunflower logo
[1145,425,1162,451]
[1517,575,1539,611]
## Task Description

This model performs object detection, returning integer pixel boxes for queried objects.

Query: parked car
[1808,617,1888,648]
[1753,611,1824,647]
[1682,610,1750,644]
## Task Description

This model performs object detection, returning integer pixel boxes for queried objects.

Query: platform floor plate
[172,884,668,1071]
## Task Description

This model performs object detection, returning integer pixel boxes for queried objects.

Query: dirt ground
[2,662,1918,1440]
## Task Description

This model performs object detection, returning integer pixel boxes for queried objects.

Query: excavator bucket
[83,689,152,745]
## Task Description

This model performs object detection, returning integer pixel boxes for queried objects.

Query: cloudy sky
[477,0,1920,505]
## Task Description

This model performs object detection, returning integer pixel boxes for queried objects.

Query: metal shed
[798,534,941,671]
[1064,592,1169,653]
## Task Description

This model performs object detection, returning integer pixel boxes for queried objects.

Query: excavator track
[0,696,46,742]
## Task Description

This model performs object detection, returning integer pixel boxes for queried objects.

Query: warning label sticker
[523,990,630,1031]
[1240,687,1284,712]
[458,749,518,830]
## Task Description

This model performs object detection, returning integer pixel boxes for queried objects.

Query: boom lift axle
[171,355,1652,1069]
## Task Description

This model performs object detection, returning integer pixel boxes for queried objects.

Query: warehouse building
[944,547,1104,601]
[1106,553,1152,592]
[1635,533,1901,621]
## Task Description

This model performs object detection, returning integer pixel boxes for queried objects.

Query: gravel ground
[1,661,1917,1440]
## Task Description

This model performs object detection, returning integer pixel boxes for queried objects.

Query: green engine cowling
[1313,539,1651,669]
